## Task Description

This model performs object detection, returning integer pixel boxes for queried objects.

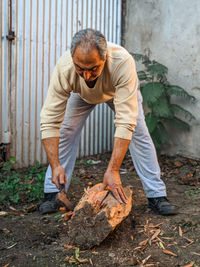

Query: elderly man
[39,28,177,215]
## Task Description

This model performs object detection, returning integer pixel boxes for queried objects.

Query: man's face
[72,46,106,82]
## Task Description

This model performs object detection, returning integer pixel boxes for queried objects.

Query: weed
[0,157,46,206]
[75,248,80,260]
[186,188,200,195]
[53,214,62,220]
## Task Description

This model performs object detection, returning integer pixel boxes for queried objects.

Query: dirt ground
[0,153,200,267]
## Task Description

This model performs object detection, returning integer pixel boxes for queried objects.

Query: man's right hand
[52,165,67,190]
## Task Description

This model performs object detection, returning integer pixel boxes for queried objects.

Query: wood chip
[2,228,10,234]
[162,237,174,240]
[183,236,193,243]
[62,211,73,220]
[183,261,194,267]
[7,243,17,249]
[133,246,142,250]
[0,211,8,216]
[191,252,200,256]
[159,241,165,249]
[139,238,149,246]
[162,249,177,257]
[9,206,16,211]
[139,255,151,266]
[59,207,66,211]
[63,244,77,250]
[181,241,194,248]
[149,223,163,228]
[149,228,161,245]
[179,225,183,237]
[89,258,93,266]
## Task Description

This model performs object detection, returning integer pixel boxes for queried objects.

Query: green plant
[132,53,196,150]
[0,157,46,205]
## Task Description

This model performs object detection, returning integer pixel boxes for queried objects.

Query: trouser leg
[106,90,167,198]
[129,91,166,197]
[44,92,96,193]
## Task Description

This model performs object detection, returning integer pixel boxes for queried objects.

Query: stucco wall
[123,0,200,159]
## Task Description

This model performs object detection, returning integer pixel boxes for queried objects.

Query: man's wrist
[51,161,61,170]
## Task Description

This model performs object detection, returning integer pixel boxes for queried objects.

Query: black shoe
[39,192,59,215]
[148,197,178,215]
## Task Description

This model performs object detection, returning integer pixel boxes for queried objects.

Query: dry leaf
[174,161,183,167]
[162,249,177,257]
[183,261,194,267]
[179,225,183,237]
[3,264,10,267]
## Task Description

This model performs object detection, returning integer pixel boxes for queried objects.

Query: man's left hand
[102,170,127,204]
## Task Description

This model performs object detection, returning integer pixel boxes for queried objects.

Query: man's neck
[85,78,97,88]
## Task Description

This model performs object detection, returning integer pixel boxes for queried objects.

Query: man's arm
[42,137,66,190]
[103,137,130,203]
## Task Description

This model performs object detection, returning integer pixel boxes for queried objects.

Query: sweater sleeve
[40,64,71,139]
[113,55,139,140]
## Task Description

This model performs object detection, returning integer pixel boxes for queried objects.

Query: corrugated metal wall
[1,0,122,167]
[0,1,11,144]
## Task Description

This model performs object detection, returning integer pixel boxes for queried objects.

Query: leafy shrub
[132,53,196,150]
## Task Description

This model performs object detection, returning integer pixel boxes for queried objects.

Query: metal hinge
[6,30,15,41]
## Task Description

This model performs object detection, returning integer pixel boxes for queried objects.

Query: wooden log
[68,183,133,249]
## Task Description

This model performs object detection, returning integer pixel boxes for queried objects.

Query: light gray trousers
[44,91,167,198]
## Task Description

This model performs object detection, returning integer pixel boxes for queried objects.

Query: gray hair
[71,29,107,60]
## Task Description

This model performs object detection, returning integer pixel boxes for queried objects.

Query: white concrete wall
[123,0,200,159]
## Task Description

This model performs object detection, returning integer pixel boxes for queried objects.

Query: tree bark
[68,183,133,249]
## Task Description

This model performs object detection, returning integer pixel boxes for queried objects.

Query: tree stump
[68,183,133,249]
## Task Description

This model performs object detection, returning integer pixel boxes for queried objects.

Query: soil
[0,153,200,267]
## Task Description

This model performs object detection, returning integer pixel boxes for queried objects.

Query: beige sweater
[40,42,138,140]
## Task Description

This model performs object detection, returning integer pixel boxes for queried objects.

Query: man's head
[71,29,107,82]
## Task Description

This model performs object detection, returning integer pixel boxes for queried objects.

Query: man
[39,28,177,215]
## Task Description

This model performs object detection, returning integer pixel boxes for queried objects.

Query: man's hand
[52,165,67,190]
[102,170,127,204]
[102,137,131,204]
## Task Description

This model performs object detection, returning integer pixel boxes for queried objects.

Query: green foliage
[0,157,46,206]
[132,53,196,150]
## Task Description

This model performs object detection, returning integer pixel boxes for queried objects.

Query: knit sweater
[40,42,138,140]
